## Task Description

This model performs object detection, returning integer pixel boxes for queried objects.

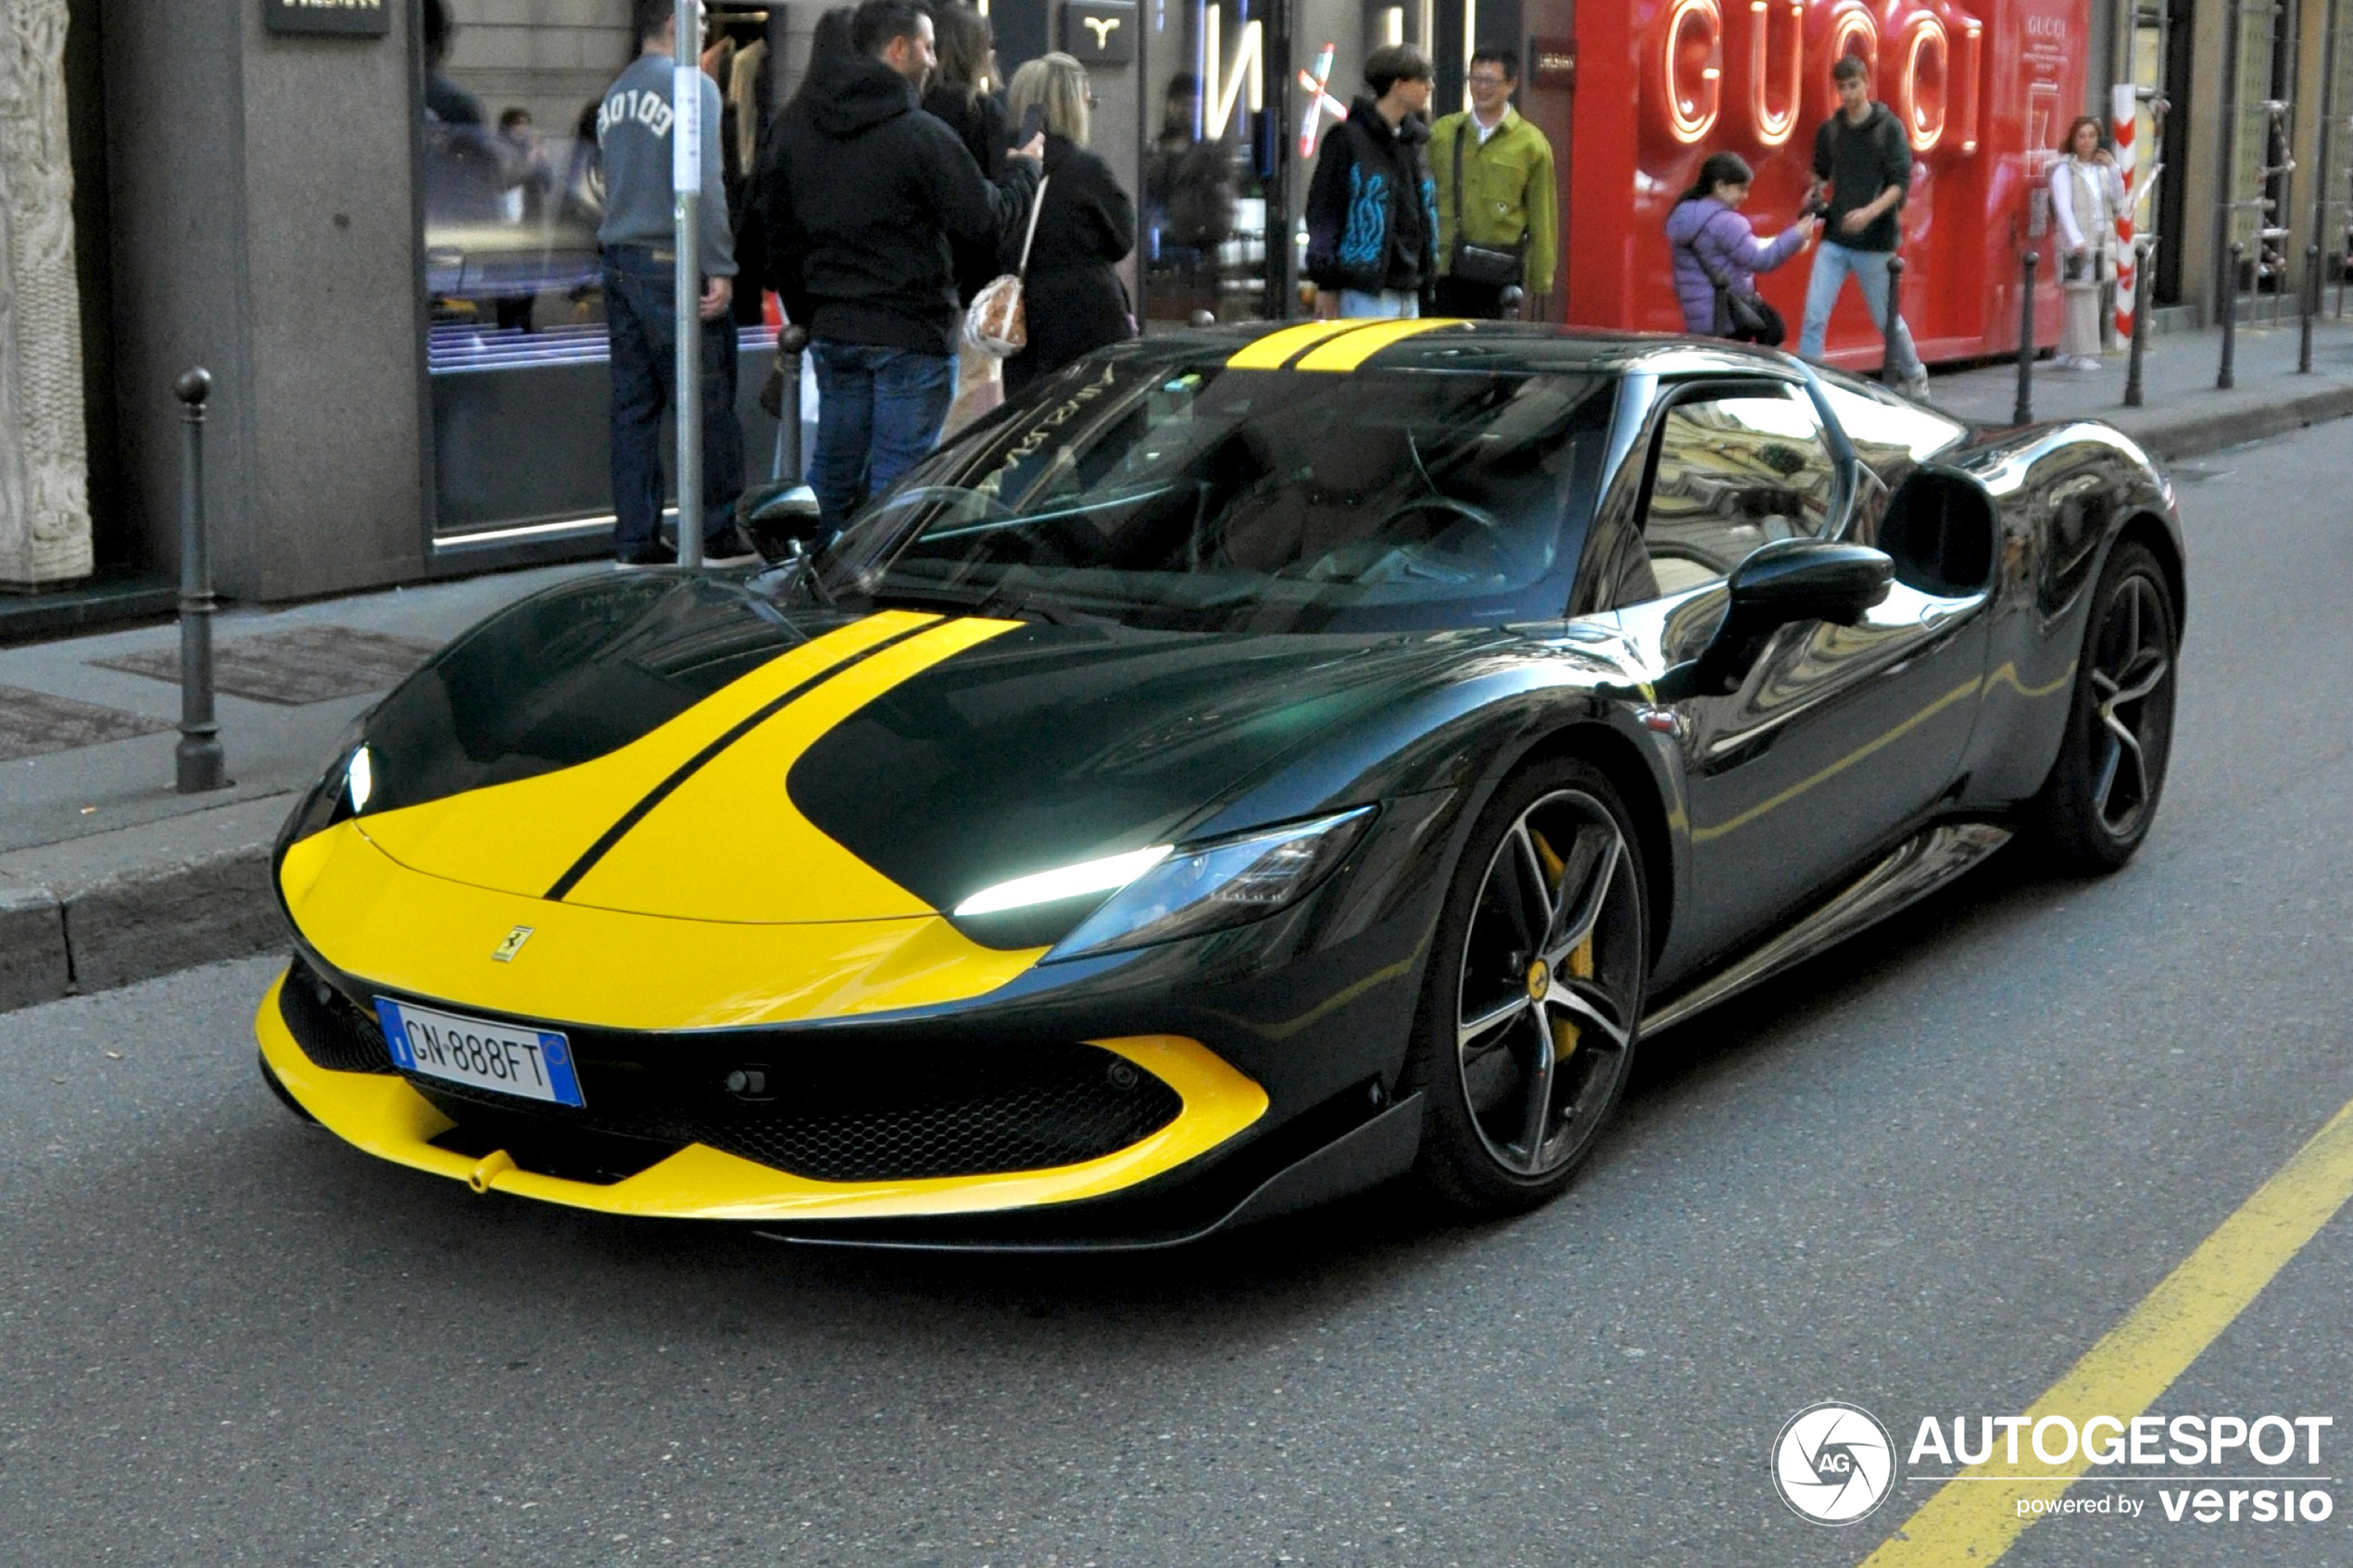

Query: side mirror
[1655,538,1893,699]
[737,483,825,565]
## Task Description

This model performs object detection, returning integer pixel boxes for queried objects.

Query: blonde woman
[2050,116,2124,370]
[1001,53,1136,397]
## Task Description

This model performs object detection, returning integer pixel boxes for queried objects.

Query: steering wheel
[1371,495,1505,539]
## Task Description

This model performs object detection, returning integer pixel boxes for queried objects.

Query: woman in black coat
[920,3,1007,305]
[1000,53,1136,399]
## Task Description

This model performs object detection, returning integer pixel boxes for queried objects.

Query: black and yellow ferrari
[258,320,2184,1246]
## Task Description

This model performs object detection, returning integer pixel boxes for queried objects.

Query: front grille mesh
[416,1040,1180,1183]
[280,951,1184,1184]
[279,958,395,1074]
[682,1044,1181,1181]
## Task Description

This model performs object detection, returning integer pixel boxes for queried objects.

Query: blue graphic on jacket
[1339,168,1389,268]
[1421,175,1439,261]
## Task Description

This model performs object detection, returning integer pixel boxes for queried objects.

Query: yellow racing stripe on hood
[353,610,938,899]
[278,823,1043,1029]
[1291,316,1464,370]
[1224,318,1377,369]
[558,615,1021,922]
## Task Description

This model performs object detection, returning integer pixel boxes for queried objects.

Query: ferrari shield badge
[491,925,535,963]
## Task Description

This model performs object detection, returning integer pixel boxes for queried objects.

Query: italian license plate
[372,998,585,1108]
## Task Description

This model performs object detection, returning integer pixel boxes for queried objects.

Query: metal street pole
[673,0,705,567]
[173,370,226,795]
[2125,239,2154,406]
[2015,251,2039,424]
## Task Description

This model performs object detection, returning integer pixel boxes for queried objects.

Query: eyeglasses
[1466,74,1510,89]
[1086,91,1100,108]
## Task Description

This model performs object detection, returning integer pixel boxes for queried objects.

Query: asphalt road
[5,421,2350,1567]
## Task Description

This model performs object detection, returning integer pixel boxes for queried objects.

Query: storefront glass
[418,0,785,547]
[1131,0,1528,325]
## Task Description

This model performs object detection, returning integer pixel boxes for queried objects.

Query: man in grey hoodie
[597,0,756,565]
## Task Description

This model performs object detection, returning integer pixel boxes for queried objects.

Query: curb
[2119,383,2353,465]
[0,794,293,1013]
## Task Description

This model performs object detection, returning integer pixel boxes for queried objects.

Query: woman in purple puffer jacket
[1664,152,1818,338]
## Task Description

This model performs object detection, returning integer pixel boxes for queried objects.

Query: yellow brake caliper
[1529,829,1591,1061]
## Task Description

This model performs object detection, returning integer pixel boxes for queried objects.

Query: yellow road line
[1292,317,1460,370]
[1859,1093,2353,1566]
[1225,319,1370,369]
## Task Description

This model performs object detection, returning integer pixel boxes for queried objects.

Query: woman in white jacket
[2050,116,2126,370]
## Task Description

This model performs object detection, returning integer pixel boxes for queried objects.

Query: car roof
[1123,318,1805,380]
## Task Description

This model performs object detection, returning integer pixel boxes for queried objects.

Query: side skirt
[1640,822,2012,1036]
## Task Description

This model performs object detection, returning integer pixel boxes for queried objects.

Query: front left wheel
[1405,757,1649,1215]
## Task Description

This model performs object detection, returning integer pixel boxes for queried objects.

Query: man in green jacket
[1428,48,1557,320]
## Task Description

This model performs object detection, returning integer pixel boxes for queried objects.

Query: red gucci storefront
[1126,0,2090,368]
[1560,0,2086,363]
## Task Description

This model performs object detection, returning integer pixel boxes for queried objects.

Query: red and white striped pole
[2112,83,2137,341]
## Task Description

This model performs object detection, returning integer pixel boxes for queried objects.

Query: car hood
[336,575,1504,924]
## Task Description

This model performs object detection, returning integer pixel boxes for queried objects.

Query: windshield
[814,355,1615,633]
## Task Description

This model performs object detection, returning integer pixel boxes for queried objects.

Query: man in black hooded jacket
[762,0,1041,529]
[1303,44,1437,320]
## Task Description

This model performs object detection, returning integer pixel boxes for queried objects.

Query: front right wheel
[1405,757,1648,1215]
[2029,539,2179,872]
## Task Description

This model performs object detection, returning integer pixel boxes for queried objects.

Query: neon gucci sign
[1658,0,1982,155]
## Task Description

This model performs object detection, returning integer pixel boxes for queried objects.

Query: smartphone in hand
[1016,104,1047,147]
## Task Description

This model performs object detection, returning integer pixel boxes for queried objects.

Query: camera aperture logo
[1774,1402,1899,1524]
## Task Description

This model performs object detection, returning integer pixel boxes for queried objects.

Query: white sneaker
[1900,370,1931,401]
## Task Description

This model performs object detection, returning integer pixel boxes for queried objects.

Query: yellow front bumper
[257,970,1269,1223]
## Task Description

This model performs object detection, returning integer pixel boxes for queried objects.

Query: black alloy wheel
[2031,540,2178,872]
[1407,756,1648,1214]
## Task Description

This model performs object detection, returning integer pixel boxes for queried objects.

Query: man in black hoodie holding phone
[762,0,1043,530]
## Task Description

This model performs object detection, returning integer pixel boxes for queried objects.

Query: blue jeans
[809,341,956,531]
[602,246,744,557]
[1339,289,1420,319]
[1797,241,1922,381]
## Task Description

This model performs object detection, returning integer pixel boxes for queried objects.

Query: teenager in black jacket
[761,0,1040,527]
[1303,44,1437,320]
[1000,53,1136,398]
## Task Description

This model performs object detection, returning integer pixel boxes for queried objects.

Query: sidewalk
[1919,309,2353,459]
[3,315,2347,1011]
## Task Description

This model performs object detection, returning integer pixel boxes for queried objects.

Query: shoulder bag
[964,176,1050,358]
[1448,125,1525,289]
[1680,208,1785,346]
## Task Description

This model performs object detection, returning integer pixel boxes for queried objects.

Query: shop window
[418,0,785,546]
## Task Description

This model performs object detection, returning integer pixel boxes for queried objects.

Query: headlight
[345,744,375,813]
[953,844,1174,916]
[1041,806,1377,961]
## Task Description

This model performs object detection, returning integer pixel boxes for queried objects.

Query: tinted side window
[1638,390,1838,596]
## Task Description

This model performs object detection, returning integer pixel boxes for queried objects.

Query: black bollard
[1882,256,1907,391]
[173,370,226,795]
[2219,242,2243,390]
[777,323,807,481]
[2301,243,2321,373]
[2013,250,2038,424]
[2124,240,2154,408]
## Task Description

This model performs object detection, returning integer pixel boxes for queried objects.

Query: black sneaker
[701,525,761,566]
[614,542,679,569]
